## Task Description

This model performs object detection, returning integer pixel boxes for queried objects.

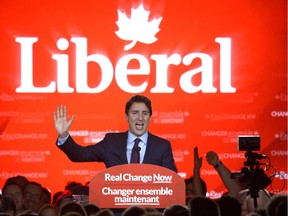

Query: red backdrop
[0,0,287,198]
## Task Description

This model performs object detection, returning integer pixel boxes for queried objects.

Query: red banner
[89,164,185,208]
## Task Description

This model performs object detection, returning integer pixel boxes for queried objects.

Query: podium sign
[89,164,185,208]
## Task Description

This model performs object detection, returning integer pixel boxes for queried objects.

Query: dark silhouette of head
[188,196,220,216]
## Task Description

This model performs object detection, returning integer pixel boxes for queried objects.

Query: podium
[89,164,185,209]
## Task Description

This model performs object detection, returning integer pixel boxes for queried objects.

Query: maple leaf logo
[115,4,162,51]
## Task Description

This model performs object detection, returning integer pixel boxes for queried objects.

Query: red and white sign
[89,164,185,208]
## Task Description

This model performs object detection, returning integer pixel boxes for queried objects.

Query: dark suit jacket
[57,131,177,172]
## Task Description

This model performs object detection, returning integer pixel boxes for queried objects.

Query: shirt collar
[128,131,148,145]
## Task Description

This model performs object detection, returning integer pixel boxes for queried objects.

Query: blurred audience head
[38,204,58,216]
[0,195,16,216]
[2,182,24,214]
[65,181,83,192]
[55,190,73,208]
[40,187,51,206]
[59,201,86,216]
[265,193,287,216]
[94,208,114,216]
[121,205,146,216]
[83,203,101,216]
[188,195,220,216]
[52,191,63,205]
[4,175,29,190]
[162,204,189,216]
[23,181,43,213]
[184,176,207,199]
[216,195,242,216]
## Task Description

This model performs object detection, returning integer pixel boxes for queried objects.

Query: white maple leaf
[115,4,162,51]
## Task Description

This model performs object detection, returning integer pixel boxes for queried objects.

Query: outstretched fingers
[194,146,199,159]
[67,115,75,127]
[53,111,57,123]
[55,105,67,119]
[194,146,202,168]
[63,105,67,118]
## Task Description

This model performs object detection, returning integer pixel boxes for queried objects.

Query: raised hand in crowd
[185,147,207,202]
[192,147,205,196]
[206,151,242,198]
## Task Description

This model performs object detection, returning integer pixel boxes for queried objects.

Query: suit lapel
[118,132,129,164]
[143,133,152,163]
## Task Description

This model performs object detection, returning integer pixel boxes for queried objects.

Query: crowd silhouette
[1,149,287,216]
[1,175,286,216]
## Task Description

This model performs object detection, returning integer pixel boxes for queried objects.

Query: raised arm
[205,151,242,197]
[192,147,205,196]
[53,105,74,138]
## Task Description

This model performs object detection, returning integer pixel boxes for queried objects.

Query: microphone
[133,146,141,152]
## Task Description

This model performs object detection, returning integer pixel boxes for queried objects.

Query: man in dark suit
[53,95,177,172]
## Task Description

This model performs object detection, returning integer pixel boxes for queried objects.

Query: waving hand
[53,105,74,138]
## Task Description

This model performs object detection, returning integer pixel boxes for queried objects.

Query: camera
[238,135,260,151]
[231,135,272,200]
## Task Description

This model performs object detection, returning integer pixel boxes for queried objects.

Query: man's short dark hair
[125,95,152,116]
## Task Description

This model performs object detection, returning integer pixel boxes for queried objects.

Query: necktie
[130,138,141,163]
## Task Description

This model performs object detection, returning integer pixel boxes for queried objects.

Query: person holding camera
[206,151,272,215]
[205,151,243,198]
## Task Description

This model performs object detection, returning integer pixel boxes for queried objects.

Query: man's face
[126,102,151,137]
[185,182,194,198]
[23,184,42,212]
[3,184,24,211]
